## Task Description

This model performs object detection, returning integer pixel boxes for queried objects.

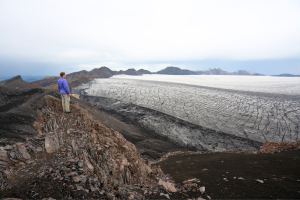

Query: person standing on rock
[58,72,72,113]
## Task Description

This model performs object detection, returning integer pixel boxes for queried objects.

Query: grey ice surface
[112,74,300,95]
[74,77,300,143]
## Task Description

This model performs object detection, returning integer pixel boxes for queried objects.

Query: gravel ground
[153,149,300,199]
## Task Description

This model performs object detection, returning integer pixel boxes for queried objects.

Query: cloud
[0,0,300,75]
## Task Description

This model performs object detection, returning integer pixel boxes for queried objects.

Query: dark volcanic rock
[154,150,300,199]
[0,94,164,199]
[31,76,59,87]
[0,85,61,146]
[156,67,197,75]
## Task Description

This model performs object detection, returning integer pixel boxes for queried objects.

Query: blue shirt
[57,77,71,94]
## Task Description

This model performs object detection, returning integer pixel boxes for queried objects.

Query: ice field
[75,75,300,143]
[112,74,300,95]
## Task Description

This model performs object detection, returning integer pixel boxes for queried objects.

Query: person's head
[60,72,66,78]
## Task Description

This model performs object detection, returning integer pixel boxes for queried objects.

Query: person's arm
[57,80,61,91]
[63,79,71,95]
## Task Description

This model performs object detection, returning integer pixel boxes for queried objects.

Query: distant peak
[165,66,180,69]
[2,75,23,83]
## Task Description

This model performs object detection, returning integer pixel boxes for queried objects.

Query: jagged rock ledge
[0,95,166,199]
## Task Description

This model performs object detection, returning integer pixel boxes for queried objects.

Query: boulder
[45,135,59,153]
[158,179,177,192]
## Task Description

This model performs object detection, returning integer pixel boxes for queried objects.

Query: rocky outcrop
[0,87,62,146]
[259,140,300,153]
[0,95,164,199]
[36,95,157,184]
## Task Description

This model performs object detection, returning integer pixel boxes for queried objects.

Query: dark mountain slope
[117,68,142,75]
[0,75,39,90]
[195,68,264,76]
[232,70,255,75]
[0,86,61,145]
[138,69,152,74]
[156,66,197,75]
[273,73,300,77]
[195,68,231,75]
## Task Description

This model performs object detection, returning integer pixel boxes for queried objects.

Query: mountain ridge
[31,66,264,90]
[2,66,266,91]
[32,67,152,90]
[272,73,300,77]
[156,66,197,75]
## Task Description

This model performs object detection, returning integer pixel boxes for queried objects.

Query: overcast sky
[0,0,300,77]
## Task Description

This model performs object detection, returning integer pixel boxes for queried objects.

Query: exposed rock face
[0,86,61,145]
[156,67,197,75]
[0,95,163,198]
[9,143,31,160]
[38,95,155,184]
[259,140,300,153]
[0,81,170,198]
